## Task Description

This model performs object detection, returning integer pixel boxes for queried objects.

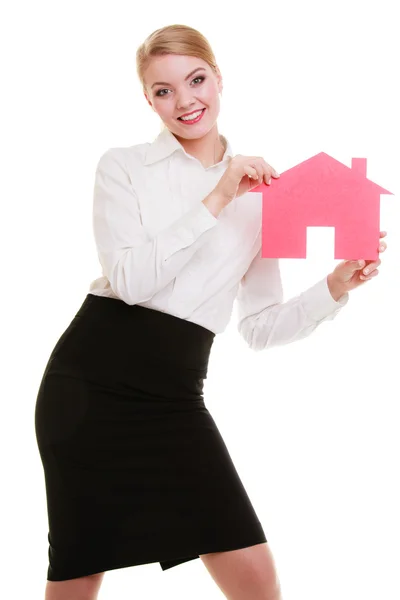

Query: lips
[177,108,205,120]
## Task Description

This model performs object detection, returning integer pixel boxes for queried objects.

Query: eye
[155,76,205,98]
[155,88,170,97]
[192,76,205,85]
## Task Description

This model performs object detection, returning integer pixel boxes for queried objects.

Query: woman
[35,23,387,600]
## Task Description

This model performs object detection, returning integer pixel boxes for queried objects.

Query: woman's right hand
[213,155,280,207]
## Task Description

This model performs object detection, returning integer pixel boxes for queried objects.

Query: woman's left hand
[327,231,387,300]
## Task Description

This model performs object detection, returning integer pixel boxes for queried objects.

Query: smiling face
[143,54,223,140]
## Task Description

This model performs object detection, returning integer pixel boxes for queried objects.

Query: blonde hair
[136,24,219,91]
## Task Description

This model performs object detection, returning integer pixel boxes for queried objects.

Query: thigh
[45,572,105,600]
[200,543,281,600]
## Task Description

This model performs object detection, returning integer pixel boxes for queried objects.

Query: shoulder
[95,141,151,173]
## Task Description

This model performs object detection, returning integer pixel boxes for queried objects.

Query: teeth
[180,109,203,121]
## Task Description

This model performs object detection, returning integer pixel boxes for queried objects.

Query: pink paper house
[251,153,393,260]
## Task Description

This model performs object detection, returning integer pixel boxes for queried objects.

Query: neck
[173,124,226,168]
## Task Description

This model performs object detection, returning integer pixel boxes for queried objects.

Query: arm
[92,148,221,305]
[236,248,349,351]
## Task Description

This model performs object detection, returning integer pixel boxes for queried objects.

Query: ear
[144,90,154,110]
[215,65,223,95]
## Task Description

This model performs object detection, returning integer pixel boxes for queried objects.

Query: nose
[176,90,196,111]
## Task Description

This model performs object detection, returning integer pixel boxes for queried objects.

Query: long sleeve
[92,148,218,305]
[236,248,349,351]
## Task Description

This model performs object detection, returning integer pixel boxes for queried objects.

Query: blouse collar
[144,126,233,167]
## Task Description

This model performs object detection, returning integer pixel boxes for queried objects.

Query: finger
[361,258,381,277]
[263,166,274,185]
[264,173,272,185]
[261,165,272,185]
[336,259,365,279]
[254,164,265,185]
[379,240,387,252]
[243,165,258,181]
[360,269,379,281]
[344,259,366,273]
[262,160,280,181]
[249,159,269,185]
[246,161,264,185]
[270,167,280,178]
[379,231,387,238]
[248,163,264,185]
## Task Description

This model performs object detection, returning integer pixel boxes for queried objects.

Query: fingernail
[364,268,369,274]
[358,260,364,267]
[379,245,384,251]
[268,178,271,185]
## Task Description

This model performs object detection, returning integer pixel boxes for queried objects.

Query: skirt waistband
[46,294,216,401]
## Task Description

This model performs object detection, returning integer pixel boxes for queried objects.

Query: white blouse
[89,127,348,351]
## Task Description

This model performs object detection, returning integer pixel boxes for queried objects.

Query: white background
[2,0,399,598]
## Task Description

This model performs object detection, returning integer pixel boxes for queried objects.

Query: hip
[41,294,216,398]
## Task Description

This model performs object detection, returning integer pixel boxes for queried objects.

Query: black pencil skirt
[34,293,267,581]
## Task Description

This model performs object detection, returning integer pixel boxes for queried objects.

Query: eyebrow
[151,67,206,89]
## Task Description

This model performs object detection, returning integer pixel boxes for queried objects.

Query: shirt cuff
[300,276,349,322]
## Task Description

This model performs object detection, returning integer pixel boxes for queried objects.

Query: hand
[212,154,280,206]
[327,231,387,300]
